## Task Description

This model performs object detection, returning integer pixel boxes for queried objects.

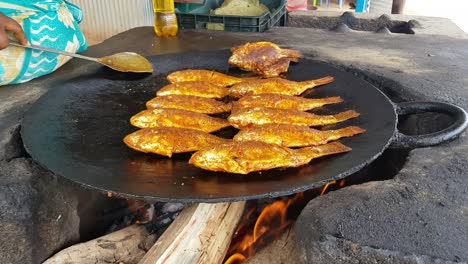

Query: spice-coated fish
[157,81,230,99]
[229,76,334,98]
[228,107,360,129]
[124,127,230,157]
[189,141,351,174]
[234,93,342,111]
[234,124,365,147]
[228,42,303,77]
[166,69,253,87]
[131,108,230,133]
[146,95,232,114]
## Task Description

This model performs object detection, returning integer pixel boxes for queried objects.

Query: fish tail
[281,49,303,61]
[300,76,335,92]
[334,126,366,137]
[324,96,344,104]
[334,110,360,122]
[314,76,335,86]
[296,142,352,161]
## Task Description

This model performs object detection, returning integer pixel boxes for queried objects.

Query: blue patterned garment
[0,0,87,85]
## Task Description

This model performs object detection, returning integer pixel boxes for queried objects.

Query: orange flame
[224,181,348,263]
[254,200,288,240]
[224,253,246,264]
[224,193,304,264]
[320,180,337,196]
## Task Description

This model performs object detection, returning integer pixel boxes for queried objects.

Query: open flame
[320,180,337,196]
[224,180,344,264]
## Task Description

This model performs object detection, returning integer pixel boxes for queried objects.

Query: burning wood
[224,194,303,264]
[139,202,246,264]
[224,180,344,263]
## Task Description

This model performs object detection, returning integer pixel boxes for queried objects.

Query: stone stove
[1,11,467,264]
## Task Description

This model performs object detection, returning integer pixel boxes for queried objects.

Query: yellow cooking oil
[152,0,178,37]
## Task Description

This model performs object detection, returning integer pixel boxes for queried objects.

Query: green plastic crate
[175,0,287,32]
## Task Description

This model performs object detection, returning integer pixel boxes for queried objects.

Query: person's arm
[0,12,27,49]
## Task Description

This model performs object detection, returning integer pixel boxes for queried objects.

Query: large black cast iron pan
[21,50,468,203]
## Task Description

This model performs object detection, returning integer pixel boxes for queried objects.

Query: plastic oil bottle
[152,0,178,37]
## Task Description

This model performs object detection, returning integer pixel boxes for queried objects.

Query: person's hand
[0,12,27,50]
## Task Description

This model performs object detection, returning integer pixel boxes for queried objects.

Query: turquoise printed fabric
[0,0,87,85]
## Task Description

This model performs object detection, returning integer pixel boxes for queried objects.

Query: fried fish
[234,93,342,111]
[166,69,251,87]
[233,124,365,147]
[189,141,351,174]
[156,81,230,99]
[124,127,229,157]
[228,107,360,129]
[229,76,334,98]
[146,95,232,114]
[228,42,303,77]
[130,108,230,132]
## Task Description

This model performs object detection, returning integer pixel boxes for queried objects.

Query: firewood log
[43,225,155,264]
[139,202,246,264]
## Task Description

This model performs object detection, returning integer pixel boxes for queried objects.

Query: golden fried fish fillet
[130,108,230,133]
[124,128,229,157]
[189,141,351,174]
[233,124,366,147]
[234,93,342,111]
[146,95,231,114]
[166,69,250,87]
[228,107,359,129]
[229,77,334,98]
[156,81,230,99]
[228,42,303,77]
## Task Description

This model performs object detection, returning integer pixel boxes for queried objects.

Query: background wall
[70,0,154,45]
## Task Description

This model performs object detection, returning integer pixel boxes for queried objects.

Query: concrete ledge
[288,11,468,39]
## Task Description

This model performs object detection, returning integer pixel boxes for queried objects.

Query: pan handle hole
[397,112,455,136]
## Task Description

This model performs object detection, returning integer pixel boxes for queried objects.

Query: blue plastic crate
[175,0,287,32]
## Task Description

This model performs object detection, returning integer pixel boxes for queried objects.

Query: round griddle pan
[21,50,468,203]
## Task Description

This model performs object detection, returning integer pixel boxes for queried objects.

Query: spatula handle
[9,41,98,62]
